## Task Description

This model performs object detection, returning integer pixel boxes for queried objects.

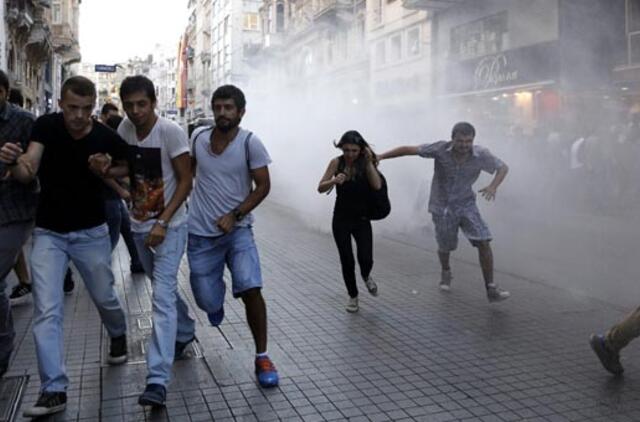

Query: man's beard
[215,117,240,132]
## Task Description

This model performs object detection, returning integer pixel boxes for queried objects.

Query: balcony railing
[401,0,466,11]
[314,0,353,21]
[51,23,77,49]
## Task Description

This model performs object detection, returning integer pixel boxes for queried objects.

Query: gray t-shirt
[188,126,272,236]
[418,140,505,214]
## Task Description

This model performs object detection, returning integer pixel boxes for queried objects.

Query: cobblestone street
[2,201,640,421]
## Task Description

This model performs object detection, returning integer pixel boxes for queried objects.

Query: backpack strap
[193,128,253,174]
[244,131,253,172]
[191,126,213,163]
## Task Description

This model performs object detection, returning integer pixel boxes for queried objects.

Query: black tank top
[333,157,370,219]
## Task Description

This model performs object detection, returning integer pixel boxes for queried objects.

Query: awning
[437,80,556,99]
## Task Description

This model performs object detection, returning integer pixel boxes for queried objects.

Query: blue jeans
[187,227,263,316]
[133,224,195,386]
[31,224,126,392]
[105,199,142,266]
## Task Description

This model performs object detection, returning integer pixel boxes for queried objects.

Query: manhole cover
[0,376,27,422]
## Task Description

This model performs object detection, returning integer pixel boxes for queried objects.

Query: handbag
[367,171,391,220]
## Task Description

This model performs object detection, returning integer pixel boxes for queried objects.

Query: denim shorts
[431,205,492,252]
[187,227,263,304]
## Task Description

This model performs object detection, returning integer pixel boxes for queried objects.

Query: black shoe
[23,391,67,417]
[138,383,166,407]
[590,334,624,375]
[63,271,75,295]
[108,334,127,365]
[174,336,196,360]
[9,283,32,306]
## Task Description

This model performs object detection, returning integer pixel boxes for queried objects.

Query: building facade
[421,0,625,133]
[3,0,54,114]
[368,0,430,107]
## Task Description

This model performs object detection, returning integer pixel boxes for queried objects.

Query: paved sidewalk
[2,201,640,421]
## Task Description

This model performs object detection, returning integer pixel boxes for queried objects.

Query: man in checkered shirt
[379,122,511,303]
[0,69,37,378]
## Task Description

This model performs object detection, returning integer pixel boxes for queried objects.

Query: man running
[188,85,278,387]
[379,121,511,302]
[117,75,196,407]
[0,76,128,417]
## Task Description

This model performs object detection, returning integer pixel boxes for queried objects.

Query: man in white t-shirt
[117,76,196,407]
[188,85,278,388]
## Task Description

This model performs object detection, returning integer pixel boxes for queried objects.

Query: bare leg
[241,288,267,354]
[477,241,493,287]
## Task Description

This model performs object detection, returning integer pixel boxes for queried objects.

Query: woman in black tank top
[317,131,382,313]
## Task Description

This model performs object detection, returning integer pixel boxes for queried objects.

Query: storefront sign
[473,54,518,90]
[445,41,559,94]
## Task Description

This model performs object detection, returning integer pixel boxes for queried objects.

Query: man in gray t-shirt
[187,85,278,388]
[379,122,511,303]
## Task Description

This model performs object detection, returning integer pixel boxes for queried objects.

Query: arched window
[8,46,16,73]
[276,1,285,33]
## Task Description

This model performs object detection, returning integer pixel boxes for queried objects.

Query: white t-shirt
[188,126,272,237]
[117,116,190,233]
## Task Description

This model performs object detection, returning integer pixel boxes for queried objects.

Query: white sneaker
[439,270,452,291]
[345,297,359,313]
[364,276,378,296]
[487,283,510,303]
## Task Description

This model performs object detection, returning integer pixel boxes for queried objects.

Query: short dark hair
[8,88,23,107]
[101,102,118,116]
[0,70,9,92]
[105,114,123,131]
[119,75,156,103]
[211,85,246,110]
[451,121,476,139]
[61,76,96,99]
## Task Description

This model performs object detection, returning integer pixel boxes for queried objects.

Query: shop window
[450,11,507,60]
[390,33,402,62]
[244,12,259,30]
[407,26,420,57]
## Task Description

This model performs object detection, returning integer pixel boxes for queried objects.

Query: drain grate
[103,313,203,365]
[0,376,27,422]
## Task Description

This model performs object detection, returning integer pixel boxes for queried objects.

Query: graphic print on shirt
[129,145,165,221]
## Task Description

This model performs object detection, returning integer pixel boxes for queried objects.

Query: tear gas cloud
[237,7,640,308]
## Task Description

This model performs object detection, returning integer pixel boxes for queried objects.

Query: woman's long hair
[333,130,376,179]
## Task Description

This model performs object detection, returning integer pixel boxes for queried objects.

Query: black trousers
[332,216,373,298]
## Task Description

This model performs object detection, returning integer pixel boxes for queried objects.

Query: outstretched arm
[479,164,509,201]
[377,145,420,161]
